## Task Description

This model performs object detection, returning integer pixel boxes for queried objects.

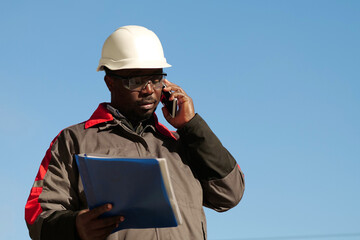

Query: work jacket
[25,103,245,240]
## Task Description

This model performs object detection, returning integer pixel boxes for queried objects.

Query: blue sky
[1,1,359,239]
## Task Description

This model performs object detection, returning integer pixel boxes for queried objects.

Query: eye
[152,79,160,84]
[151,75,162,82]
[131,77,143,86]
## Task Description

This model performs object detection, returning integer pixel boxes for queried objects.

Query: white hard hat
[97,25,171,71]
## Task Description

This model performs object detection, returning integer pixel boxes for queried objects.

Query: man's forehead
[112,68,163,76]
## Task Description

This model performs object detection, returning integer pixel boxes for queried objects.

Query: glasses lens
[128,77,145,90]
[125,74,165,91]
[149,75,164,89]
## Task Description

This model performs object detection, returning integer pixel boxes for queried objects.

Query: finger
[162,85,180,94]
[88,203,113,219]
[78,209,90,215]
[162,80,172,91]
[163,80,183,91]
[94,216,125,239]
[163,79,173,86]
[169,92,187,102]
[168,85,184,93]
[93,215,125,230]
[76,209,91,225]
[163,79,188,95]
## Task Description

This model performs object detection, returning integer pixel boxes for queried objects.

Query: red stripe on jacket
[25,132,62,225]
[153,112,177,140]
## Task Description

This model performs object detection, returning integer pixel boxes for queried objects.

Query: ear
[104,75,114,92]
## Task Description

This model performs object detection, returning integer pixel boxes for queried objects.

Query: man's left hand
[161,79,195,129]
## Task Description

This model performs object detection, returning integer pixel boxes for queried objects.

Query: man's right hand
[76,203,125,240]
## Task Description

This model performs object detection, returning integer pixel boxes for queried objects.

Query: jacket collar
[85,103,177,140]
[85,103,113,129]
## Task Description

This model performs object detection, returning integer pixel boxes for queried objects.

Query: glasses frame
[107,72,167,92]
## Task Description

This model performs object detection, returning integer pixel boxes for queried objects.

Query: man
[25,25,245,240]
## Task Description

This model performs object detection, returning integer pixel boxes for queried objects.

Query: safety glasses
[107,73,167,91]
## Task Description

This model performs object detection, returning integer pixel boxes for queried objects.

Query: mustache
[137,96,157,105]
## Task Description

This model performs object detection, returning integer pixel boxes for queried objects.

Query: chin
[131,105,157,122]
[144,106,157,118]
[137,109,155,121]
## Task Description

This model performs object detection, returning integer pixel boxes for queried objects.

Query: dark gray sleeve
[27,130,83,240]
[40,211,80,240]
[177,114,245,211]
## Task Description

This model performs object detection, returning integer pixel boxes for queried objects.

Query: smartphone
[161,87,177,118]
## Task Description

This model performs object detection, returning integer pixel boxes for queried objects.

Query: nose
[141,81,154,94]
